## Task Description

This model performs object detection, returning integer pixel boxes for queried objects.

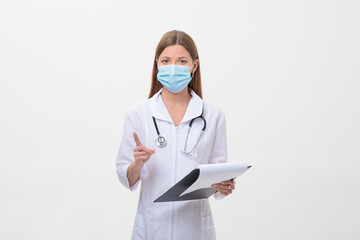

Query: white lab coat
[116,87,227,240]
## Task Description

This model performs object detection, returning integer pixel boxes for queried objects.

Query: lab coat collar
[150,87,203,124]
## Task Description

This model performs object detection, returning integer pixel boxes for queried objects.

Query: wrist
[131,161,144,172]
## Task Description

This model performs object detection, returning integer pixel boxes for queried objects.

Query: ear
[191,59,199,73]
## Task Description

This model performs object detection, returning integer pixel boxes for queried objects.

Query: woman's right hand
[127,132,155,188]
[133,132,155,167]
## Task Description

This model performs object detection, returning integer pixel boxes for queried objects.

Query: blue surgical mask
[157,64,194,93]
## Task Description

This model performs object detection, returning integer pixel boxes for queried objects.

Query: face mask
[156,63,195,93]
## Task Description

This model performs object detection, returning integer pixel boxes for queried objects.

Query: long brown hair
[148,30,203,99]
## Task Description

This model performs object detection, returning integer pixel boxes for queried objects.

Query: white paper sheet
[180,162,249,196]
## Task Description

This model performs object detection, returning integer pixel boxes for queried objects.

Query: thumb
[133,132,142,146]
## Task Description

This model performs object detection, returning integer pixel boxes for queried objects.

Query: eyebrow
[159,56,189,59]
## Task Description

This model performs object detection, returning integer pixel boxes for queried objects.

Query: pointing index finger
[133,132,142,146]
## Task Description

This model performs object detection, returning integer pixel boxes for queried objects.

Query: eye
[161,60,169,64]
[179,60,187,64]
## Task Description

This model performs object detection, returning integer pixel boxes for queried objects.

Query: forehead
[159,44,191,59]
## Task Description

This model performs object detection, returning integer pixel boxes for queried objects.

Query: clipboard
[154,162,251,202]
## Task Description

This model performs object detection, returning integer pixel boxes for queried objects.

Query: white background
[1,0,359,239]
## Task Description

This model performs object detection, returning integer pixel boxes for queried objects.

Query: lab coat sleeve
[115,110,144,191]
[208,109,228,200]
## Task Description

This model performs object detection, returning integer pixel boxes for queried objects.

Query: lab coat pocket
[132,213,146,240]
[201,214,216,240]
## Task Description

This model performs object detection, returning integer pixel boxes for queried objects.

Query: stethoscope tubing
[152,109,206,154]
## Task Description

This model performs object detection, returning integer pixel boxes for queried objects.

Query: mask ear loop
[189,61,196,80]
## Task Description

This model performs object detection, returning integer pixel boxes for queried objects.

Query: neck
[161,87,192,106]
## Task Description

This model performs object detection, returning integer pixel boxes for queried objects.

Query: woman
[116,30,236,240]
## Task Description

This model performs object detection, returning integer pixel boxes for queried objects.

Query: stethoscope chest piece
[155,135,167,147]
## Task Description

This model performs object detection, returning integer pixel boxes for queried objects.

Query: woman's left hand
[211,180,236,196]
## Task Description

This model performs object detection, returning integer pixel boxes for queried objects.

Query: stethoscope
[152,110,207,155]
